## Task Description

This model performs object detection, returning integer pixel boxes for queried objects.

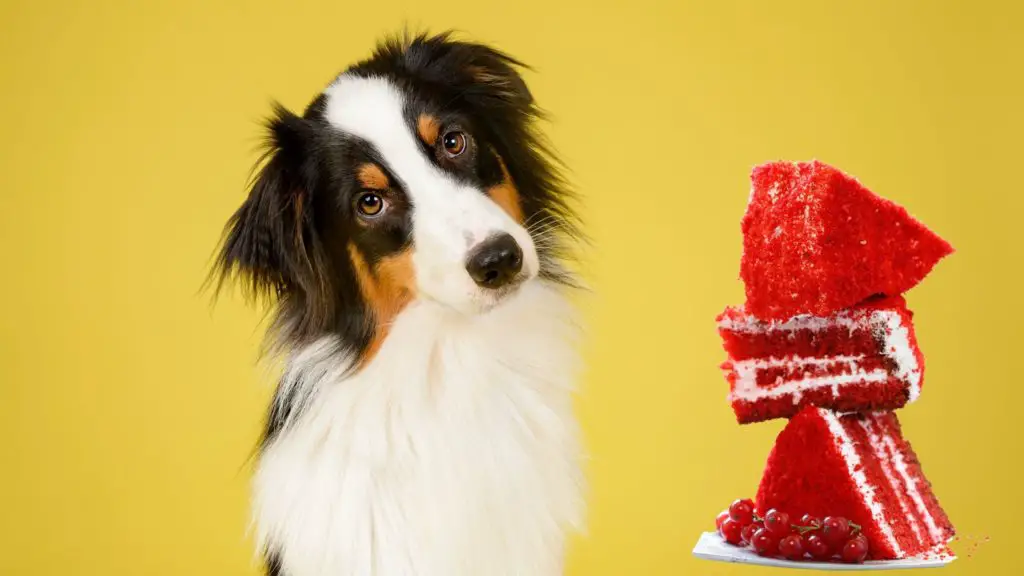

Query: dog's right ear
[212,103,324,305]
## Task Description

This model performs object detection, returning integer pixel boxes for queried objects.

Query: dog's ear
[454,41,534,108]
[214,103,325,305]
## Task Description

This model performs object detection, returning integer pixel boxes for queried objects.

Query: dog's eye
[355,192,386,217]
[442,130,468,157]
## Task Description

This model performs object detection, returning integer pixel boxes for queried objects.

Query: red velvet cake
[756,406,954,560]
[717,295,923,424]
[741,160,954,321]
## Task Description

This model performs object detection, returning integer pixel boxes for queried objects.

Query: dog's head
[214,33,579,358]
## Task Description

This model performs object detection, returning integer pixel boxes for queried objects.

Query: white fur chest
[253,282,585,576]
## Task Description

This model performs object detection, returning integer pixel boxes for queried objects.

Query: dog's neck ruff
[253,279,585,576]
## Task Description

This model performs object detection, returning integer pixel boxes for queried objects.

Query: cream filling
[729,354,888,404]
[877,311,922,402]
[859,418,925,544]
[821,410,903,557]
[877,424,946,543]
[717,309,872,334]
[720,308,922,404]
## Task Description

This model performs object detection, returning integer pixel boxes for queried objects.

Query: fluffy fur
[213,32,585,576]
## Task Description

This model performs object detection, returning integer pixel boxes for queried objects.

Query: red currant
[740,522,761,545]
[778,534,805,560]
[721,518,744,545]
[841,537,869,563]
[804,533,832,560]
[729,499,755,525]
[751,528,779,557]
[764,509,791,537]
[716,510,730,532]
[822,516,851,547]
[799,514,821,528]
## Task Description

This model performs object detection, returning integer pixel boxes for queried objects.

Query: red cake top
[740,161,953,320]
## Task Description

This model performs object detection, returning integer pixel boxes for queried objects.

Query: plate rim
[692,531,956,571]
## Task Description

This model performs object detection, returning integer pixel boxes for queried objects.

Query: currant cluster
[715,499,870,564]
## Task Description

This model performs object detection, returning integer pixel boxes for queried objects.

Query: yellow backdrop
[2,0,1020,574]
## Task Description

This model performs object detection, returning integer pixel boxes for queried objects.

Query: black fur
[265,551,284,576]
[210,32,581,575]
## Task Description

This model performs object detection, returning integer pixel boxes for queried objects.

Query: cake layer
[717,296,924,424]
[862,411,954,546]
[740,160,954,320]
[756,407,954,560]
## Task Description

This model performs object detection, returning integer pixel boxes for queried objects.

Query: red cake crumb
[756,406,955,560]
[740,160,953,321]
[717,295,924,424]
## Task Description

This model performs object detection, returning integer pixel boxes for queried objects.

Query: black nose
[465,233,524,289]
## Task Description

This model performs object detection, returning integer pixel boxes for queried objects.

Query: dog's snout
[465,233,523,289]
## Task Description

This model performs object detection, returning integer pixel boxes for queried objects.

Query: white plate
[693,532,956,571]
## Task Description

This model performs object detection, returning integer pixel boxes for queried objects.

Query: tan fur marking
[467,65,509,87]
[417,114,440,147]
[357,164,389,190]
[486,155,525,223]
[347,243,416,365]
[466,65,518,100]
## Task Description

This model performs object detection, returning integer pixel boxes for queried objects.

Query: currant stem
[788,521,862,535]
[750,509,864,538]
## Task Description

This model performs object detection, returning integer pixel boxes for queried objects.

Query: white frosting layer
[718,308,873,334]
[821,410,903,557]
[877,421,946,543]
[878,310,922,402]
[729,357,888,404]
[733,354,863,369]
[721,306,922,404]
[860,418,925,543]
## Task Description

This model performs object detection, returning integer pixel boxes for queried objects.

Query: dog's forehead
[323,75,412,146]
[323,76,427,183]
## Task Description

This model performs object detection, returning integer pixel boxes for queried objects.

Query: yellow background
[2,0,1020,574]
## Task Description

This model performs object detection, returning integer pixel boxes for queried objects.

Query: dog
[212,32,586,576]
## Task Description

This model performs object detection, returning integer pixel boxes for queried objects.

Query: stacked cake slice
[756,407,956,560]
[716,160,955,561]
[737,160,953,322]
[718,296,923,424]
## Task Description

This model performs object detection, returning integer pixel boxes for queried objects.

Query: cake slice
[756,406,954,560]
[717,295,923,424]
[741,160,954,321]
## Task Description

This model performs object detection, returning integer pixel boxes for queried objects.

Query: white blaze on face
[324,75,538,313]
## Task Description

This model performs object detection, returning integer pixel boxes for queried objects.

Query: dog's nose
[465,233,524,289]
